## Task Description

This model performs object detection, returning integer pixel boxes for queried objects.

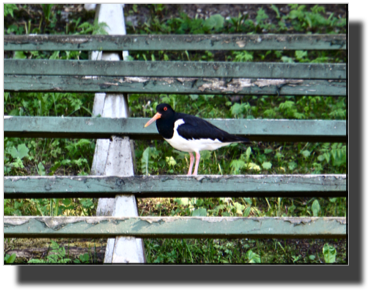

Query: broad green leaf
[295,50,308,60]
[200,150,211,160]
[247,250,261,263]
[62,198,71,206]
[38,162,46,176]
[14,51,26,59]
[245,147,252,160]
[317,154,325,162]
[288,161,297,171]
[279,100,295,110]
[311,199,321,216]
[233,202,244,215]
[301,150,311,158]
[141,147,150,175]
[243,198,252,205]
[12,157,25,169]
[192,208,207,216]
[270,4,281,18]
[49,51,60,60]
[230,103,246,116]
[10,144,29,159]
[323,243,337,263]
[4,3,18,17]
[262,162,272,170]
[256,8,268,23]
[243,206,251,217]
[281,56,294,63]
[275,152,284,159]
[5,253,17,264]
[230,159,245,174]
[50,240,60,250]
[204,14,224,30]
[79,199,94,209]
[165,156,177,167]
[289,10,303,19]
[175,198,189,206]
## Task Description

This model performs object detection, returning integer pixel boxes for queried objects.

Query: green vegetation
[26,240,94,264]
[4,4,347,264]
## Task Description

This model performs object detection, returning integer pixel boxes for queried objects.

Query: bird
[144,103,250,176]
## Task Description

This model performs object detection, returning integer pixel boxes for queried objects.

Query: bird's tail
[232,135,251,144]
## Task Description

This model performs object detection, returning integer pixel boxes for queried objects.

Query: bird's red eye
[164,107,168,111]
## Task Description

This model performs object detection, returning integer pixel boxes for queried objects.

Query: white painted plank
[91,4,145,263]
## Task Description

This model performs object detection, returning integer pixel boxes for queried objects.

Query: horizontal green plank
[4,116,347,142]
[4,34,347,51]
[5,60,346,79]
[4,216,346,239]
[4,175,347,198]
[4,75,346,96]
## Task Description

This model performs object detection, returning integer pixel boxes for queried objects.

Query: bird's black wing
[176,113,249,143]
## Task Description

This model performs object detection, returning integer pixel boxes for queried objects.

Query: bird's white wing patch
[174,119,185,129]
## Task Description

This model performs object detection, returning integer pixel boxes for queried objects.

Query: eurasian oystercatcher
[144,103,250,176]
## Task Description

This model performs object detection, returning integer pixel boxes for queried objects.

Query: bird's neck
[156,115,178,139]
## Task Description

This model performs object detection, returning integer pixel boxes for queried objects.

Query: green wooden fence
[4,34,347,240]
[4,34,347,51]
[4,116,346,142]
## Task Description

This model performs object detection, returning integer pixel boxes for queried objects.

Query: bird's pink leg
[187,152,194,176]
[192,152,201,176]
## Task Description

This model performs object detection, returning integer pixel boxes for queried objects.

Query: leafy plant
[4,253,17,264]
[73,253,91,264]
[4,4,18,17]
[141,146,161,175]
[323,243,337,263]
[247,250,261,263]
[28,240,71,264]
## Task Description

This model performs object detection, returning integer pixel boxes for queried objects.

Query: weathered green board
[4,34,347,51]
[4,116,347,142]
[4,75,346,96]
[4,175,347,198]
[4,60,347,79]
[4,216,346,239]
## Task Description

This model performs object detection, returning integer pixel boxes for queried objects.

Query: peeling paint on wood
[4,75,346,96]
[4,216,346,239]
[4,174,347,198]
[4,116,347,142]
[4,34,347,51]
[4,60,347,79]
[89,4,145,264]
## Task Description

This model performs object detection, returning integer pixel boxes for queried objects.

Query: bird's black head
[144,103,176,128]
[156,103,175,119]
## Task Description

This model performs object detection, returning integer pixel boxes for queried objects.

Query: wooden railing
[4,33,347,244]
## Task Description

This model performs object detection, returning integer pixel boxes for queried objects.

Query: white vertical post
[90,4,145,263]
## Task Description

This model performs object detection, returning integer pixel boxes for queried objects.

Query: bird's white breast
[164,119,232,153]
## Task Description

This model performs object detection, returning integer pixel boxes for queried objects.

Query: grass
[4,4,347,264]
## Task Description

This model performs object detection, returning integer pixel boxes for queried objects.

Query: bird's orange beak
[144,112,162,128]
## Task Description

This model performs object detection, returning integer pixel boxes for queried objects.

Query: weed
[4,253,17,264]
[323,243,337,263]
[28,240,72,264]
